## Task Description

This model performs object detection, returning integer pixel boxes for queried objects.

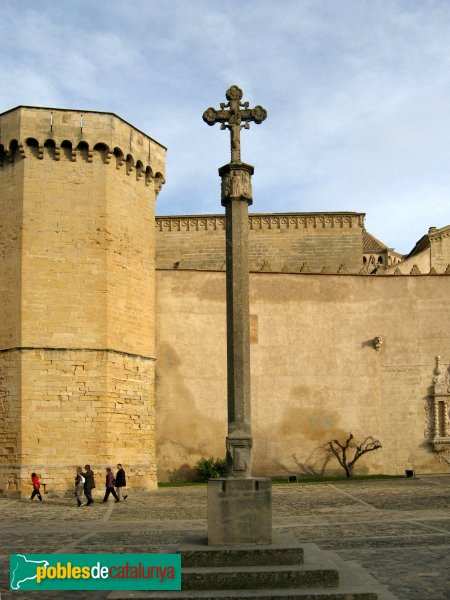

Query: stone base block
[207,478,272,545]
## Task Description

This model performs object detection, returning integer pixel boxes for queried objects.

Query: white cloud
[1,0,450,253]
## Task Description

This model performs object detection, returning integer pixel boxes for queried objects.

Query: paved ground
[0,475,449,600]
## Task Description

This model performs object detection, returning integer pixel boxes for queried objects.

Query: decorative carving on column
[220,162,254,203]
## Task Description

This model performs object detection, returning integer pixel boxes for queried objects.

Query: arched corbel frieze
[93,143,111,164]
[25,137,39,160]
[126,154,134,175]
[60,140,76,162]
[77,141,91,162]
[154,172,165,198]
[114,147,124,169]
[145,166,153,187]
[1,135,162,187]
[135,160,144,181]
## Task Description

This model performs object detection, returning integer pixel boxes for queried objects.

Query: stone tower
[0,106,166,495]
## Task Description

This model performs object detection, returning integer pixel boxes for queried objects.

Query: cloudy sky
[1,0,450,253]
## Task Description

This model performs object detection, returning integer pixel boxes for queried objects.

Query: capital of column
[219,162,254,207]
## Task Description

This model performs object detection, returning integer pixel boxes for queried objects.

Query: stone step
[107,587,377,599]
[107,542,399,600]
[181,562,339,591]
[180,533,304,567]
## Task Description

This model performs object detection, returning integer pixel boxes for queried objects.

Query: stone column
[219,161,254,478]
[203,85,271,546]
[207,161,272,546]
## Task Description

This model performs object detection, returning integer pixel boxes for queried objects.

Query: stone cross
[203,85,267,163]
[203,86,267,479]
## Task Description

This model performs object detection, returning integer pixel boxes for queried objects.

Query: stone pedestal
[207,478,272,545]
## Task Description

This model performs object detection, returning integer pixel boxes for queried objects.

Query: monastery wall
[0,107,165,495]
[155,270,450,481]
[384,249,431,275]
[156,213,364,273]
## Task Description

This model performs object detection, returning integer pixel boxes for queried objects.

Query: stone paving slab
[0,476,449,600]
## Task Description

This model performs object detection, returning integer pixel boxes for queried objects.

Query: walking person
[29,472,43,502]
[75,467,86,507]
[103,467,120,503]
[81,464,96,505]
[115,463,128,501]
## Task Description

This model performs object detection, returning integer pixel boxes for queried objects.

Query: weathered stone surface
[106,537,398,599]
[208,478,272,545]
[219,161,255,479]
[203,85,267,164]
[155,213,365,274]
[108,592,379,599]
[155,270,450,480]
[181,563,339,591]
[180,532,303,567]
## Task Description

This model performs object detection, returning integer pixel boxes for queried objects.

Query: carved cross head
[203,85,267,163]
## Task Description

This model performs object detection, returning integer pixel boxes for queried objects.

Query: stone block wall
[0,149,22,493]
[155,270,450,481]
[17,349,155,494]
[0,352,20,492]
[0,107,165,495]
[0,154,22,349]
[156,213,365,273]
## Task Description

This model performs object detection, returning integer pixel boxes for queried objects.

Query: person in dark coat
[103,467,119,502]
[81,464,95,505]
[115,463,128,501]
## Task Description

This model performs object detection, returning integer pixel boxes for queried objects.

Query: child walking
[29,472,43,502]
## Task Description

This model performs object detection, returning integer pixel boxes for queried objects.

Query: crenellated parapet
[0,106,166,196]
[156,212,366,273]
[156,212,364,232]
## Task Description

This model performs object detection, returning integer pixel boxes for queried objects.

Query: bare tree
[326,433,382,478]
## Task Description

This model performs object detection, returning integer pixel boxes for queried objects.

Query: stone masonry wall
[0,107,164,495]
[16,349,156,495]
[155,270,450,481]
[0,151,22,492]
[0,154,22,349]
[156,213,365,273]
[0,352,20,493]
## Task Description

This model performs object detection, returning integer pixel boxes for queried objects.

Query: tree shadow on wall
[291,448,333,477]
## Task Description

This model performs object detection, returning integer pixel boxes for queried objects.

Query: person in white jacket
[75,466,86,507]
